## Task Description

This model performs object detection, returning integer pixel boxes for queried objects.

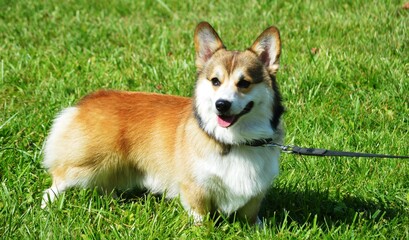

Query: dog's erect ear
[194,22,225,71]
[250,26,281,75]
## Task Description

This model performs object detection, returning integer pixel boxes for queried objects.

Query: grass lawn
[1,0,408,238]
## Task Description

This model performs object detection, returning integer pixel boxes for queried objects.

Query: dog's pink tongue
[217,115,236,128]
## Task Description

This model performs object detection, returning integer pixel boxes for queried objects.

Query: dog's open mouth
[217,101,254,128]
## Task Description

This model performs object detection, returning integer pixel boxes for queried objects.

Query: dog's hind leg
[41,181,67,209]
[41,166,89,209]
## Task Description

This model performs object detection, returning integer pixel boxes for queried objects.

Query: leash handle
[263,143,409,159]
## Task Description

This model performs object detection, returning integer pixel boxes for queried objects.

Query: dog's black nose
[215,99,231,113]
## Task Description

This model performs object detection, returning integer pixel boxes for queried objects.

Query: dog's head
[193,22,284,145]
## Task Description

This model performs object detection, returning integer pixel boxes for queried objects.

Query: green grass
[1,0,408,238]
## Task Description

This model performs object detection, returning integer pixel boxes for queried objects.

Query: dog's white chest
[193,146,280,214]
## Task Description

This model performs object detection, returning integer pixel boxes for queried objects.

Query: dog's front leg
[236,193,265,226]
[179,182,211,225]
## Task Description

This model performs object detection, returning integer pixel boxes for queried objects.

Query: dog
[41,22,285,225]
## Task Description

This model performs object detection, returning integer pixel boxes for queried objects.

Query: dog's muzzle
[215,99,232,113]
[216,101,254,128]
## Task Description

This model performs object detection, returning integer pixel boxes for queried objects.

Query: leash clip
[263,143,294,153]
[280,145,294,153]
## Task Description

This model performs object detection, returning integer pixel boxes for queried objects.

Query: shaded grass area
[1,0,408,238]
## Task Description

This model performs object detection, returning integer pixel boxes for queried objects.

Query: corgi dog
[41,22,285,225]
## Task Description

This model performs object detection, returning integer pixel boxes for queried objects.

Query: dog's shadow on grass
[116,185,403,228]
[260,185,403,227]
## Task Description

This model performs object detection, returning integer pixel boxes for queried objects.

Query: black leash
[245,138,409,159]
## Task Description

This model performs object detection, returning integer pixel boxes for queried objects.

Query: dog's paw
[255,216,264,229]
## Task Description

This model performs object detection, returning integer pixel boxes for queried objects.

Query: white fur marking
[193,146,280,215]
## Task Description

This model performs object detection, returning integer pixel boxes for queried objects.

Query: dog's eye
[237,79,251,89]
[211,78,221,87]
